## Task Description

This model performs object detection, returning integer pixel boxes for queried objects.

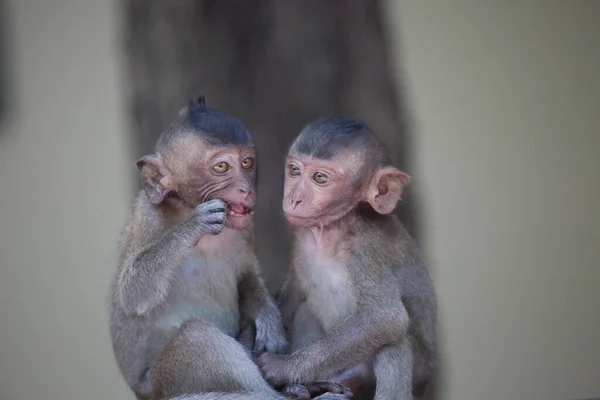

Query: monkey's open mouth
[227,203,253,216]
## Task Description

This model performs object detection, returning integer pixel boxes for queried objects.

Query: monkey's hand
[258,353,296,388]
[254,306,289,355]
[190,199,226,237]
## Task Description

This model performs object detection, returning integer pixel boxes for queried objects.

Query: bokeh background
[0,1,599,400]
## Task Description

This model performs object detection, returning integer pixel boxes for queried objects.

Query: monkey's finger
[202,211,226,224]
[195,199,226,213]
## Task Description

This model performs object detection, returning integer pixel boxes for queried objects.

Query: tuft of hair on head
[178,94,208,117]
[292,116,392,166]
[195,94,207,108]
[162,94,252,153]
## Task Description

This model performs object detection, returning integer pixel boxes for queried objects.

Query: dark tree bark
[123,0,419,292]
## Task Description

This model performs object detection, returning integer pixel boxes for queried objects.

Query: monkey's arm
[401,265,439,391]
[117,226,194,316]
[274,273,306,333]
[117,200,225,316]
[259,301,408,385]
[238,266,288,354]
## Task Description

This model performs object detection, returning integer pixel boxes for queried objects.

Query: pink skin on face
[282,153,360,228]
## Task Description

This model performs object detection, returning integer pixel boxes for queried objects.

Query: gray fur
[109,106,289,399]
[109,191,288,399]
[269,119,439,399]
[272,113,439,400]
[159,95,252,151]
[238,271,288,355]
[170,392,349,400]
[274,208,438,400]
[291,117,391,168]
[115,199,226,317]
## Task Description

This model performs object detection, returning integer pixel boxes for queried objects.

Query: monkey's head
[137,96,257,230]
[283,117,410,227]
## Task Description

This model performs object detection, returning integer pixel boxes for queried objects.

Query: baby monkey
[109,97,348,400]
[259,118,438,400]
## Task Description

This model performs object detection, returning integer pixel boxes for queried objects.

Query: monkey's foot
[283,382,352,400]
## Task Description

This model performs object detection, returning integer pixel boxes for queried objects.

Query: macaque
[259,117,438,400]
[109,97,349,400]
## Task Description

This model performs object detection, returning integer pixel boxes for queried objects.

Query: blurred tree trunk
[123,0,418,292]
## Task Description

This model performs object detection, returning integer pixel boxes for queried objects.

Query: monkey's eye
[241,157,254,170]
[212,162,230,173]
[289,164,301,177]
[312,172,329,184]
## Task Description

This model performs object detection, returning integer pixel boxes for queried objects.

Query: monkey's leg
[372,340,413,400]
[170,392,349,400]
[168,394,280,400]
[152,320,348,400]
[151,320,279,399]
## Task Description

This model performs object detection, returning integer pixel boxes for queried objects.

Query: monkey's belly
[306,291,354,333]
[155,253,240,338]
[155,296,239,338]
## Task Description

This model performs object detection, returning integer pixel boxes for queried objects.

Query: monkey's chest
[155,252,240,337]
[299,258,357,333]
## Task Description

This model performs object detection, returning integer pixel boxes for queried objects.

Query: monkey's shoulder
[355,213,421,259]
[351,214,431,296]
[119,193,172,247]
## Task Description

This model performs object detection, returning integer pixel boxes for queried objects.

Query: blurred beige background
[0,1,599,400]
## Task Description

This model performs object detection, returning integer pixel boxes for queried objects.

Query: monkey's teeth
[227,209,253,216]
[228,210,247,216]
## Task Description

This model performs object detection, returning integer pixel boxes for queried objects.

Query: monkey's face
[282,153,363,227]
[177,146,257,230]
[283,150,412,227]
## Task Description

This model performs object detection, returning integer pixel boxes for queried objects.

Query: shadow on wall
[123,0,421,291]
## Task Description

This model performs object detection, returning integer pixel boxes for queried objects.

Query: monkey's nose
[239,187,253,200]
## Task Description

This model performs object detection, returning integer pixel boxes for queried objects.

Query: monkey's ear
[366,166,411,214]
[136,155,172,204]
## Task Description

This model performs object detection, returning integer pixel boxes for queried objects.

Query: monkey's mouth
[227,203,254,217]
